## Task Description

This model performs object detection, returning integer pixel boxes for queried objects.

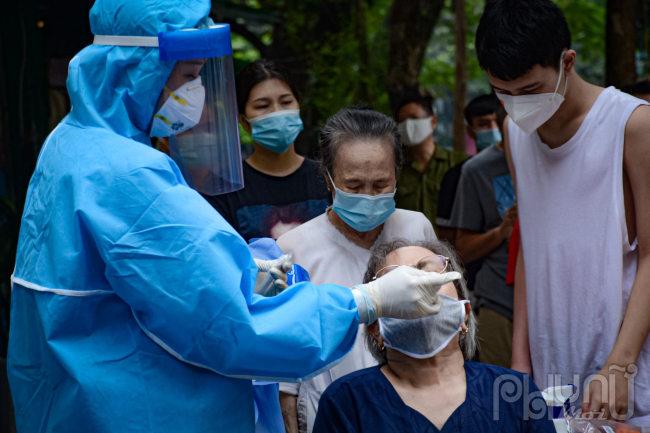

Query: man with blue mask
[6,1,462,432]
[393,91,469,240]
[477,0,650,424]
[444,93,517,369]
[435,94,507,243]
[464,94,503,152]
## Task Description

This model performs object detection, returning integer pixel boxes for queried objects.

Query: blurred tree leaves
[297,0,393,119]
[554,0,605,84]
[224,0,609,153]
[555,0,605,62]
[421,0,490,96]
[420,0,605,95]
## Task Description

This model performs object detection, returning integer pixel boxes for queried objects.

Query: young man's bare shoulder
[626,104,650,133]
[625,105,650,148]
[624,105,650,169]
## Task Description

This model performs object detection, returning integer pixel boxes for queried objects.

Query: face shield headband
[93,24,245,196]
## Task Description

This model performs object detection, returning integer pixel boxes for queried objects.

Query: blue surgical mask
[247,109,303,153]
[475,127,502,150]
[327,172,396,232]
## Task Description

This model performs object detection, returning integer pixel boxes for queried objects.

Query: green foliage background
[421,0,607,93]
[228,0,608,148]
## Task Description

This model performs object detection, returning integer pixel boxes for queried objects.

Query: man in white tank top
[476,0,650,425]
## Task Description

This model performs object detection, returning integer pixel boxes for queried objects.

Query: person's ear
[327,168,343,195]
[239,113,251,134]
[431,115,438,131]
[367,321,384,348]
[466,124,476,140]
[325,170,334,193]
[461,303,472,333]
[563,49,577,77]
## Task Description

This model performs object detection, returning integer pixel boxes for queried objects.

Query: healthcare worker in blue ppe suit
[7,1,461,432]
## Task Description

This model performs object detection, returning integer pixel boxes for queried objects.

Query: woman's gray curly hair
[363,238,478,364]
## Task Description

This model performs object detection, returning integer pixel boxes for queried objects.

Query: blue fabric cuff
[248,237,286,261]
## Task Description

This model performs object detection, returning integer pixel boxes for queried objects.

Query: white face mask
[497,52,569,136]
[379,294,469,359]
[398,117,434,146]
[150,76,206,137]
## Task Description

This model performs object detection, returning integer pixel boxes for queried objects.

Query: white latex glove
[352,266,462,323]
[254,253,293,297]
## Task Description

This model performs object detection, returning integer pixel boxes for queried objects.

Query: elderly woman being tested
[277,108,437,432]
[313,239,556,433]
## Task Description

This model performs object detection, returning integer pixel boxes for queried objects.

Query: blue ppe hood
[89,14,245,196]
[64,0,211,145]
[7,1,360,432]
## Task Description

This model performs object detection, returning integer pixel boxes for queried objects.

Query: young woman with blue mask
[276,108,437,433]
[203,59,331,241]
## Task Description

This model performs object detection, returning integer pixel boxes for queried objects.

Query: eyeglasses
[373,254,451,280]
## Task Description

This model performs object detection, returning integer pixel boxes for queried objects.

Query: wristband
[353,285,377,324]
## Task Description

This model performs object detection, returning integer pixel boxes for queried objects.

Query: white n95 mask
[151,76,206,137]
[497,51,569,136]
[379,294,469,359]
[398,117,434,146]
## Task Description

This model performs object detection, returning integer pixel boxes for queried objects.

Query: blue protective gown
[6,1,359,431]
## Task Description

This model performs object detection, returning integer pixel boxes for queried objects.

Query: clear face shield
[94,24,244,195]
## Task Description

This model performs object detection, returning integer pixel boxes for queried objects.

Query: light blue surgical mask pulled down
[327,171,396,232]
[247,109,304,153]
[475,127,502,150]
[177,132,214,170]
[379,294,469,359]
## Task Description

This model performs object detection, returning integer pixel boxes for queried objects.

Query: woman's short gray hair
[317,107,404,180]
[363,238,478,364]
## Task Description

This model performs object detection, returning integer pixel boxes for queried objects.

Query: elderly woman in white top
[276,107,437,433]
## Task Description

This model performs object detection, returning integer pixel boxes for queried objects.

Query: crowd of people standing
[198,0,650,430]
[6,0,650,431]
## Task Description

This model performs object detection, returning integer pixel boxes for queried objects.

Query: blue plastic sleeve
[158,25,233,61]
